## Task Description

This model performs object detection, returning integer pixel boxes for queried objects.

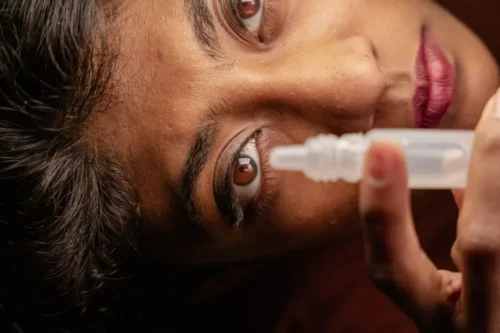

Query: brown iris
[236,0,261,19]
[233,155,258,186]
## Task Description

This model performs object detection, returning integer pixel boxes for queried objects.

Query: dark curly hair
[0,0,141,331]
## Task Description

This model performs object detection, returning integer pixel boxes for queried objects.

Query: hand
[359,88,500,333]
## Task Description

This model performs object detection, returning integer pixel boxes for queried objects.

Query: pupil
[233,155,258,186]
[237,0,261,19]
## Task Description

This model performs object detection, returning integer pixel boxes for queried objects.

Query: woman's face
[93,0,498,265]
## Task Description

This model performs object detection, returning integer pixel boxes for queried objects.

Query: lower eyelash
[261,0,280,43]
[248,130,278,220]
[253,158,277,219]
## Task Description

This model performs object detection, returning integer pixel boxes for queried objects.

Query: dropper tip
[270,145,308,171]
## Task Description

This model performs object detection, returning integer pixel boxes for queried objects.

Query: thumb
[359,142,457,328]
[451,189,465,209]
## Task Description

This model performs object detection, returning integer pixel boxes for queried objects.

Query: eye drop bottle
[269,129,474,189]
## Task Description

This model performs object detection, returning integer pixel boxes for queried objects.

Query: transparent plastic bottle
[270,129,475,189]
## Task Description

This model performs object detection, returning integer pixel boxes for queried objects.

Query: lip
[413,28,456,128]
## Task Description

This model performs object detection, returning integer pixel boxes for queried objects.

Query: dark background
[440,0,499,60]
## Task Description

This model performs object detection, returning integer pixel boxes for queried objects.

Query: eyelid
[217,0,251,43]
[216,0,280,46]
[214,125,283,230]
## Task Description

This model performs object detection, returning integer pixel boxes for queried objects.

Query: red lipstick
[413,28,456,128]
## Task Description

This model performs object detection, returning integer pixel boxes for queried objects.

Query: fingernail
[366,146,394,188]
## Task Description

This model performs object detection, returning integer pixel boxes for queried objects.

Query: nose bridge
[251,36,385,116]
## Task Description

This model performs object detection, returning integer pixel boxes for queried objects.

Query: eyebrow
[181,120,219,226]
[184,0,224,59]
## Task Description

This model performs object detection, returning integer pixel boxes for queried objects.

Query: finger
[451,189,465,209]
[455,88,500,332]
[450,95,497,266]
[359,142,450,323]
[460,90,500,217]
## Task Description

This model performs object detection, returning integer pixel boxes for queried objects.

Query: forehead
[107,0,216,159]
[90,0,220,218]
[117,0,205,100]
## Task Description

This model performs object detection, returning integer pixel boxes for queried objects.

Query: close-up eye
[231,136,261,207]
[231,0,265,40]
[214,129,275,228]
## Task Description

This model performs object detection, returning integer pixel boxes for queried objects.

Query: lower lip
[413,28,456,128]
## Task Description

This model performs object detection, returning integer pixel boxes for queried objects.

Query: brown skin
[89,0,499,331]
[93,0,498,262]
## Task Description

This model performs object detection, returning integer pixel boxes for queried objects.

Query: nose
[237,36,386,129]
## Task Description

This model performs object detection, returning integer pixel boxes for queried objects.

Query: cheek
[267,172,360,234]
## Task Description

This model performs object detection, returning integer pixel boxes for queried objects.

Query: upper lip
[413,27,456,128]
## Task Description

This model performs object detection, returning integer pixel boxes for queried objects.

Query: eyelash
[224,129,274,228]
[252,146,276,219]
[222,0,279,45]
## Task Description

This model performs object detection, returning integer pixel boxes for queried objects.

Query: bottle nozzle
[270,145,308,171]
